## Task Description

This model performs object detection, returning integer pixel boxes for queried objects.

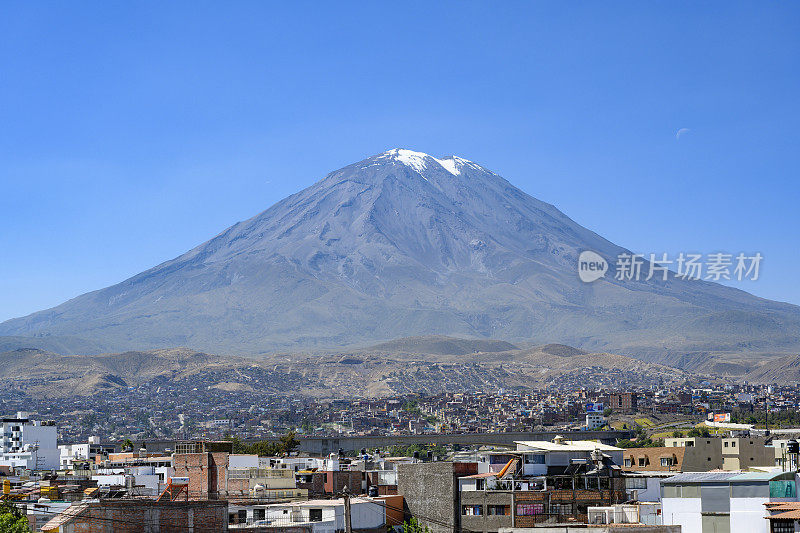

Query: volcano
[2,149,798,365]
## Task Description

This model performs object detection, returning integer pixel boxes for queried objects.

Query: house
[227,496,401,531]
[661,471,798,533]
[622,447,685,472]
[397,461,478,533]
[173,452,307,500]
[664,436,777,470]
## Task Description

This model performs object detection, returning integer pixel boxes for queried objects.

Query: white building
[59,436,116,468]
[586,412,606,430]
[228,497,388,531]
[662,471,798,533]
[514,438,624,477]
[0,412,59,471]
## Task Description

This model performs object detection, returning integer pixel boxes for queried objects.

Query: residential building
[227,496,401,531]
[661,471,798,533]
[457,440,627,531]
[397,461,478,533]
[586,412,605,430]
[173,452,306,500]
[39,499,228,533]
[59,436,116,469]
[608,393,638,413]
[664,436,776,470]
[0,411,59,470]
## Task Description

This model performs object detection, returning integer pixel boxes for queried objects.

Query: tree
[280,431,299,454]
[121,438,134,452]
[687,427,711,438]
[0,501,30,533]
[603,408,613,417]
[402,518,430,533]
[672,430,684,438]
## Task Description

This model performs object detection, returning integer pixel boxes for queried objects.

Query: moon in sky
[676,128,690,140]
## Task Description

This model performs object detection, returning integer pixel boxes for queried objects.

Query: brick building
[295,470,365,496]
[39,499,228,532]
[608,393,638,413]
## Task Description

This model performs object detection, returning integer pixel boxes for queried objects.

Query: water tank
[368,485,379,497]
[788,440,799,454]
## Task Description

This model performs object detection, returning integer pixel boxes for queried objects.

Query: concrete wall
[730,497,770,533]
[397,462,477,533]
[459,490,513,533]
[662,496,703,533]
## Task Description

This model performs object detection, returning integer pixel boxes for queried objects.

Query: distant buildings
[58,436,115,469]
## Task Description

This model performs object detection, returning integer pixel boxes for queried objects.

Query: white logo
[578,251,608,283]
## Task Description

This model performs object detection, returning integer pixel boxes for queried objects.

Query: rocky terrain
[0,337,692,399]
[2,149,798,371]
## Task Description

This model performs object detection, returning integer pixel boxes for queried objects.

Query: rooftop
[515,440,622,452]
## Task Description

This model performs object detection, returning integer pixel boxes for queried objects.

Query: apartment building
[0,411,59,470]
[608,393,638,413]
[173,452,307,500]
[663,436,776,470]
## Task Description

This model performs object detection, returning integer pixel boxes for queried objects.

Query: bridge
[293,430,633,455]
[136,430,633,456]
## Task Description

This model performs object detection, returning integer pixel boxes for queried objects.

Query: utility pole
[343,485,353,533]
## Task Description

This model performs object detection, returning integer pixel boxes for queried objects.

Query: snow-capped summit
[377,148,478,176]
[2,149,798,365]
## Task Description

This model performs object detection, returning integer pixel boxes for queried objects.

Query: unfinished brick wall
[67,501,228,533]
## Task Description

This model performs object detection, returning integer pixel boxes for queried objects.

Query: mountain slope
[2,149,799,363]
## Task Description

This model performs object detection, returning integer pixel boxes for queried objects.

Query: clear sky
[1,2,798,322]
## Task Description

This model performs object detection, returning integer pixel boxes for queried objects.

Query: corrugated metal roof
[663,471,786,484]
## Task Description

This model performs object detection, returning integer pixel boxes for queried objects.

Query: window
[625,477,647,489]
[309,509,323,522]
[550,503,573,515]
[525,454,545,464]
[661,458,673,467]
[476,479,484,490]
[254,509,265,521]
[488,505,509,516]
[516,503,544,516]
[237,510,247,523]
[773,520,795,533]
[732,441,736,448]
[638,458,647,467]
[624,459,632,467]
[724,442,729,448]
[708,457,712,461]
[462,505,483,516]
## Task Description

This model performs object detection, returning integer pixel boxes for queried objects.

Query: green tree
[687,427,711,438]
[603,408,613,417]
[280,431,299,454]
[402,518,430,533]
[672,430,684,438]
[0,501,30,533]
[121,438,134,451]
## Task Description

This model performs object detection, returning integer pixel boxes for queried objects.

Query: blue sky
[1,2,798,321]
